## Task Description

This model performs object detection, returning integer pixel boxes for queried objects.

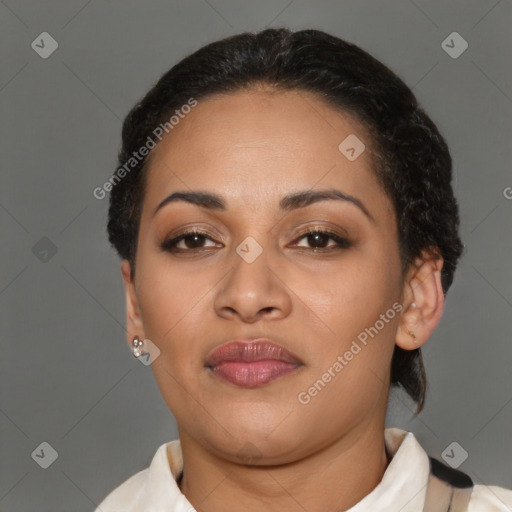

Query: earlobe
[396,250,445,351]
[121,260,146,345]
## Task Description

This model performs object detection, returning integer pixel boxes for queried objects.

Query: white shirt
[94,428,512,511]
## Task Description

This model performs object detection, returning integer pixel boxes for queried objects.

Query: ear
[121,260,146,348]
[396,249,445,350]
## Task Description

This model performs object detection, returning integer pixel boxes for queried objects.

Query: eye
[292,229,352,251]
[161,229,221,253]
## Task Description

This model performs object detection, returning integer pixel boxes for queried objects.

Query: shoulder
[93,440,183,512]
[386,429,512,512]
[427,454,512,512]
[469,484,512,512]
[426,454,512,511]
[94,468,148,512]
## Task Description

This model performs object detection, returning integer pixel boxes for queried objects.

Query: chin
[211,430,306,466]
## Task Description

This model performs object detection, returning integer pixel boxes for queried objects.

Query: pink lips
[205,339,303,388]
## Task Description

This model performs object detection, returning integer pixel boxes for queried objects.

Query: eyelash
[161,228,352,254]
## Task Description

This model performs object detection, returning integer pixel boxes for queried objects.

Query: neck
[177,421,390,512]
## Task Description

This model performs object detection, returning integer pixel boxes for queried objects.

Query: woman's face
[124,88,406,464]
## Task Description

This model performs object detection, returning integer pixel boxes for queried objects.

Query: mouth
[205,339,303,388]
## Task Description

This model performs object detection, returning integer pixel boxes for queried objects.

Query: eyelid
[161,228,220,250]
[286,219,350,242]
[162,224,224,243]
[289,227,352,249]
[291,223,349,239]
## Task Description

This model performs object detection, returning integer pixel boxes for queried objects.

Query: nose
[213,241,292,324]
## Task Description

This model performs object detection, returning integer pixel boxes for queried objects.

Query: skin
[121,88,445,512]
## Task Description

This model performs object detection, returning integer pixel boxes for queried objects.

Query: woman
[95,28,511,511]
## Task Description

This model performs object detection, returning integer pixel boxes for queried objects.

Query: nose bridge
[214,231,291,321]
[231,232,276,295]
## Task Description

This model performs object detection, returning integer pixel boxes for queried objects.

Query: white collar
[113,427,429,512]
[347,428,430,511]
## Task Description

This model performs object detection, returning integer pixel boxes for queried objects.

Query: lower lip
[209,360,300,388]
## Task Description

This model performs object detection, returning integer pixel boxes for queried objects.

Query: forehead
[141,88,390,217]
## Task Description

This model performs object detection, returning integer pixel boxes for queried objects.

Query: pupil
[309,232,327,248]
[185,234,204,248]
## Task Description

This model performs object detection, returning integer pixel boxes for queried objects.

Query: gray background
[1,0,511,510]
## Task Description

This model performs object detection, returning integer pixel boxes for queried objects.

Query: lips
[205,339,303,388]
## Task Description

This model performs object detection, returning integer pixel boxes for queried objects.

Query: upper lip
[205,338,303,367]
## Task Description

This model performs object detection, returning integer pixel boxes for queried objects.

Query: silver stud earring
[131,336,144,358]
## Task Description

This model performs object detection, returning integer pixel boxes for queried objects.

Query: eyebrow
[152,188,374,222]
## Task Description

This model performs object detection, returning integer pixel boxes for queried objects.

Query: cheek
[302,243,403,385]
[135,250,209,336]
[312,247,402,331]
[296,274,401,430]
